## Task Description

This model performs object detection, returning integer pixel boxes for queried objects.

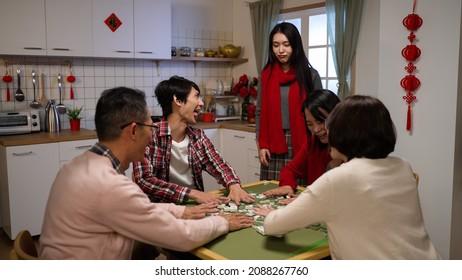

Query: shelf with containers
[205,94,241,122]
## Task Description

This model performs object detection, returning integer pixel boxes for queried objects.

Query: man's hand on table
[218,213,254,232]
[228,184,256,206]
[182,202,220,219]
[262,185,294,197]
[189,189,229,204]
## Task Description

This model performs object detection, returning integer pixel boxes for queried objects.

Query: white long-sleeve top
[263,157,440,260]
[39,151,228,260]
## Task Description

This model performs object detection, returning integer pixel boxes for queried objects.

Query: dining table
[175,181,331,260]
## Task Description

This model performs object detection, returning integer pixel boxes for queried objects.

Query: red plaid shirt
[133,120,240,203]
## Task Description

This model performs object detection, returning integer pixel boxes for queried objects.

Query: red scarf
[259,63,307,156]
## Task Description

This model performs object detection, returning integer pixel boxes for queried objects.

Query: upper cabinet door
[45,0,93,57]
[0,0,47,56]
[93,0,134,58]
[134,0,171,59]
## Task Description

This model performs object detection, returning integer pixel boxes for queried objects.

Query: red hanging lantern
[400,75,421,92]
[2,62,13,102]
[403,13,423,31]
[401,0,422,132]
[67,64,76,100]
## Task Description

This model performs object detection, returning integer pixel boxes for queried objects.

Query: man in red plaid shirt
[133,76,255,208]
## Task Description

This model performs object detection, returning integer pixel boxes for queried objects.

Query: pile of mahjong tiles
[215,192,328,236]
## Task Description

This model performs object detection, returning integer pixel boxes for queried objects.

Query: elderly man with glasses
[39,87,253,260]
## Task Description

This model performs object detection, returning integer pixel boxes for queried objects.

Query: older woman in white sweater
[253,95,440,260]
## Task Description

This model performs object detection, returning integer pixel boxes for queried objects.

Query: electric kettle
[44,100,61,132]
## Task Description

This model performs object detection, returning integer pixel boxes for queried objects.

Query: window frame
[278,4,354,94]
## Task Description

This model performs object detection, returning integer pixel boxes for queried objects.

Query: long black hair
[263,22,315,98]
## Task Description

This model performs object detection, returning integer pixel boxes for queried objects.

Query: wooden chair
[10,230,39,260]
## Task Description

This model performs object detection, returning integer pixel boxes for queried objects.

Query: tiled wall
[0,29,234,130]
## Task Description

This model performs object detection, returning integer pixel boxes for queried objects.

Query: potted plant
[66,106,83,131]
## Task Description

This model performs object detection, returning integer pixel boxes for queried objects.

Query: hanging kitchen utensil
[2,63,12,102]
[56,74,67,114]
[15,68,25,102]
[30,70,40,108]
[39,72,46,107]
[67,64,75,99]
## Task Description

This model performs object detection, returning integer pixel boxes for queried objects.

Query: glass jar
[179,47,191,57]
[194,48,205,57]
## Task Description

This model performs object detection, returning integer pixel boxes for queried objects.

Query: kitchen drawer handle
[23,47,44,50]
[254,173,260,176]
[52,48,71,51]
[138,51,154,54]
[115,50,132,53]
[233,135,245,139]
[75,145,93,150]
[12,151,35,157]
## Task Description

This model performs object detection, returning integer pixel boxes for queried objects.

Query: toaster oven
[0,110,41,135]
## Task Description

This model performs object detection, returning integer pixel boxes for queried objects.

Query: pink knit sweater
[39,151,228,259]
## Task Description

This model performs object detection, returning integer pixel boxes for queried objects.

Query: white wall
[237,0,462,259]
[355,0,461,259]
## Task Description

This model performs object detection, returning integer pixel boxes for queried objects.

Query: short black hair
[155,76,200,117]
[95,87,147,141]
[326,95,396,160]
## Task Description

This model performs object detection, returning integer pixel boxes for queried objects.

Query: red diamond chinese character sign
[104,13,122,32]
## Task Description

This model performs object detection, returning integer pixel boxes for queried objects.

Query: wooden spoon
[39,72,46,107]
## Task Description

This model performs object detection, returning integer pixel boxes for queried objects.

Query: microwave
[0,110,41,135]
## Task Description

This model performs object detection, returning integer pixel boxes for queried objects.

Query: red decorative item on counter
[67,65,76,100]
[400,0,423,131]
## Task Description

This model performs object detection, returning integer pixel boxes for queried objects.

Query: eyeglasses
[120,122,155,130]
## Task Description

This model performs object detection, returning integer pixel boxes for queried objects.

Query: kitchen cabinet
[58,139,96,167]
[134,0,171,59]
[0,143,59,239]
[45,0,93,57]
[93,0,171,59]
[202,128,222,192]
[221,129,257,185]
[93,0,134,58]
[247,147,260,183]
[0,137,97,239]
[0,0,47,56]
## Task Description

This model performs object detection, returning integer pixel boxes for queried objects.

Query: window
[279,7,339,94]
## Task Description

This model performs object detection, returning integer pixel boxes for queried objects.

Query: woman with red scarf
[256,22,322,183]
[263,89,341,200]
